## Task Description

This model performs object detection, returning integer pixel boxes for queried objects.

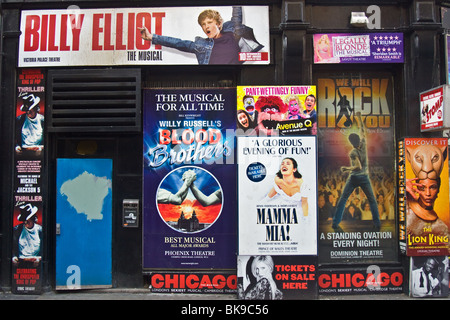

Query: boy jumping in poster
[138,6,263,65]
[332,112,381,232]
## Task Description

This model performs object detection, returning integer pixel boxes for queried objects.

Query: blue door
[55,158,113,289]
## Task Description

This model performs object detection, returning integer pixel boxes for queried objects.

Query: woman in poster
[267,157,310,216]
[406,177,450,252]
[238,256,282,300]
[237,109,257,135]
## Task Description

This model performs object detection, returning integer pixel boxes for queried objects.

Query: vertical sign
[317,73,398,264]
[142,88,237,287]
[12,69,45,294]
[237,136,317,255]
[236,86,318,300]
[403,138,449,256]
[420,86,449,132]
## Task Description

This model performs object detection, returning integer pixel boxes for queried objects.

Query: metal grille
[47,69,141,132]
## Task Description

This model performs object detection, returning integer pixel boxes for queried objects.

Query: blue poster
[143,88,236,269]
[55,158,112,289]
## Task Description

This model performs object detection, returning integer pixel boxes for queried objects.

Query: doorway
[55,157,113,289]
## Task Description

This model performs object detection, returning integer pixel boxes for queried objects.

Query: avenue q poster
[316,73,398,265]
[18,6,269,66]
[142,88,236,270]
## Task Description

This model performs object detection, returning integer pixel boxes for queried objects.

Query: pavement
[1,288,447,319]
[0,287,447,300]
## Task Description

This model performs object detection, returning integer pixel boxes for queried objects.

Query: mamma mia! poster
[237,136,317,256]
[143,88,236,270]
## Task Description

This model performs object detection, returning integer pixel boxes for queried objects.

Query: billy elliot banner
[314,33,403,64]
[18,6,269,66]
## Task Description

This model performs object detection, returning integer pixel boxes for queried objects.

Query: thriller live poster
[12,69,45,294]
[142,88,236,271]
[316,73,398,264]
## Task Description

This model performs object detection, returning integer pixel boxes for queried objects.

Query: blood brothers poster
[143,88,236,272]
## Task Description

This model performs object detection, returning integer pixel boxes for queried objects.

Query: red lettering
[151,274,164,289]
[40,15,48,51]
[135,12,151,50]
[199,275,212,289]
[150,273,236,290]
[152,12,165,50]
[334,274,345,287]
[164,274,178,288]
[92,14,103,50]
[212,275,225,289]
[319,272,404,289]
[24,11,163,53]
[159,129,220,145]
[227,275,237,289]
[390,272,403,286]
[104,14,114,50]
[351,273,365,287]
[159,129,171,145]
[60,15,70,51]
[186,275,199,289]
[48,15,58,51]
[24,15,40,51]
[115,13,126,50]
[377,273,389,286]
[318,274,331,288]
[127,12,135,50]
[209,129,221,144]
[178,274,185,289]
[70,14,84,51]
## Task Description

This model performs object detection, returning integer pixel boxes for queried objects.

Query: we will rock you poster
[143,88,236,270]
[316,73,398,264]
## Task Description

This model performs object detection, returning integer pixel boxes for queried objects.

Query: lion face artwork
[406,144,448,180]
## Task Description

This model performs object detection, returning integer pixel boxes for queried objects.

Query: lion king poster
[402,138,449,256]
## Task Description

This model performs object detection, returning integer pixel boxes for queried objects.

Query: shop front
[1,0,449,298]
